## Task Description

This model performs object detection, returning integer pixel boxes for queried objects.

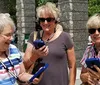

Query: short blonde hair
[86,13,100,29]
[36,2,61,21]
[0,13,15,34]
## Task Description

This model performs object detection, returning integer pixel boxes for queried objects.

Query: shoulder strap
[33,30,43,41]
[33,31,38,41]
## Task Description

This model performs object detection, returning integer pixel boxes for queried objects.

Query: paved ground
[75,67,82,85]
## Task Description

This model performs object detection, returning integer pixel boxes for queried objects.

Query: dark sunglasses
[88,28,100,34]
[39,18,55,22]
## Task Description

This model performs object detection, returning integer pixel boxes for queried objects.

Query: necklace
[42,32,55,44]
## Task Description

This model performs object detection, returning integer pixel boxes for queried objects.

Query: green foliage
[88,0,100,16]
[35,0,58,7]
[4,0,16,24]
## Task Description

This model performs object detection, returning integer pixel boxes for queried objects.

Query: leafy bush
[88,0,100,16]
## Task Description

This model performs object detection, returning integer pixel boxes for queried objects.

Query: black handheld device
[85,58,100,72]
[33,39,45,49]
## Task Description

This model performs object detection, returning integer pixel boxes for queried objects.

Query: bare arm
[67,47,76,85]
[18,63,40,84]
[23,43,37,70]
[23,42,49,70]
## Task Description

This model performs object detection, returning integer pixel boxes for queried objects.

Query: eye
[4,33,14,37]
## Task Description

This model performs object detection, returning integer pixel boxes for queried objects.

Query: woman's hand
[87,65,100,80]
[81,71,96,85]
[33,45,49,58]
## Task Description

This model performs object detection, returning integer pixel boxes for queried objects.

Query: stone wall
[0,0,88,67]
[16,0,88,67]
[16,0,36,51]
[0,0,9,13]
[58,0,88,66]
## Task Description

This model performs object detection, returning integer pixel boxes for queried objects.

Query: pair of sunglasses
[88,28,100,34]
[39,18,55,22]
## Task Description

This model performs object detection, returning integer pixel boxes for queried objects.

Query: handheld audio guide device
[85,58,100,72]
[33,39,45,49]
[29,63,49,83]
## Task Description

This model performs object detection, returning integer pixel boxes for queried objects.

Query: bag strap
[33,31,38,41]
[33,29,42,41]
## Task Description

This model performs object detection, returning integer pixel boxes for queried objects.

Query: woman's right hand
[33,45,49,58]
[87,65,100,83]
[81,72,96,85]
[23,43,49,70]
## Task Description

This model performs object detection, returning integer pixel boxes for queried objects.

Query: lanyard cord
[0,59,27,84]
[0,59,18,79]
[4,53,26,83]
[41,31,55,44]
[4,52,18,78]
[3,52,27,83]
[0,53,26,83]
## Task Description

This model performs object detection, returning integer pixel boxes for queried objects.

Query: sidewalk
[75,67,82,85]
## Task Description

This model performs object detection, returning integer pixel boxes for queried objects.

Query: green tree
[4,0,16,24]
[88,0,100,16]
[35,0,58,7]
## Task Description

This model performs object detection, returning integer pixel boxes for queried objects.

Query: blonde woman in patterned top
[80,13,100,85]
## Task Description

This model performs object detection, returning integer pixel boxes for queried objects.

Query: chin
[4,44,9,49]
[44,28,49,31]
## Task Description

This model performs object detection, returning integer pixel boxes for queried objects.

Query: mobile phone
[29,63,49,83]
[33,39,45,49]
[85,58,100,72]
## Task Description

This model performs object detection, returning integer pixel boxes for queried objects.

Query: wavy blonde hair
[0,13,15,34]
[86,13,100,29]
[36,2,61,22]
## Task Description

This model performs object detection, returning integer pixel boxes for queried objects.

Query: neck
[42,31,55,43]
[0,52,6,59]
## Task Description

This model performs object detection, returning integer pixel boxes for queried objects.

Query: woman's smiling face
[91,30,100,44]
[39,8,56,33]
[0,24,14,51]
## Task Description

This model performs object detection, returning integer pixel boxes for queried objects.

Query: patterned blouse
[80,44,100,68]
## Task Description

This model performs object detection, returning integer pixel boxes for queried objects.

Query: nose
[8,35,14,41]
[44,20,48,24]
[95,30,100,34]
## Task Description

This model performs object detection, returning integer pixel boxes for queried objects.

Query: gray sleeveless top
[28,31,74,85]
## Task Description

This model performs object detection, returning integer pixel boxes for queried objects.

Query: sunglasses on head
[39,18,55,22]
[88,28,100,34]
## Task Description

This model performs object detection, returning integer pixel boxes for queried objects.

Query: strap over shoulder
[33,31,38,41]
[33,30,43,41]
